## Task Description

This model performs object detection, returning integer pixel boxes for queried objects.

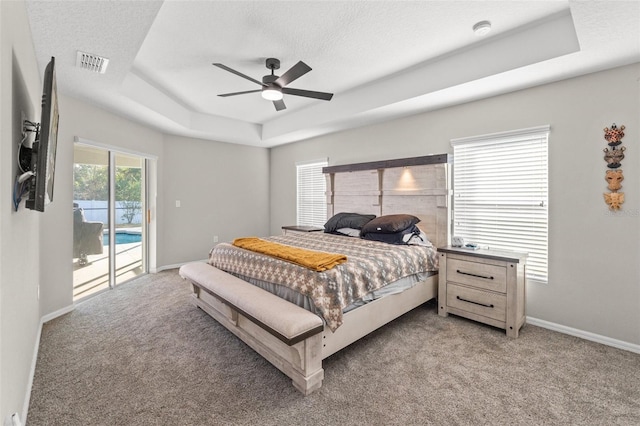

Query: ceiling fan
[213,58,333,111]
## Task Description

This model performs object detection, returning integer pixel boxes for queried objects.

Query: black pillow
[324,212,376,233]
[360,214,420,236]
[362,224,421,245]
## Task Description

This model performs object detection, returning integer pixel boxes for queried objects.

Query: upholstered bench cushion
[179,262,324,345]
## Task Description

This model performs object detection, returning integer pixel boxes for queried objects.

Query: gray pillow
[324,212,376,233]
[362,224,421,245]
[360,214,420,236]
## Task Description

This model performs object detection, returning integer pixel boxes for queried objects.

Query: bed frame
[179,154,451,395]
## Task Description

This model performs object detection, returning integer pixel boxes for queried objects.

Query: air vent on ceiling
[76,51,109,74]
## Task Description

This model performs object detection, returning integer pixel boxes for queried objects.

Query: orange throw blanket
[232,237,347,272]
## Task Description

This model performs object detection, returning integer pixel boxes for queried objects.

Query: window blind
[296,159,328,227]
[451,126,549,282]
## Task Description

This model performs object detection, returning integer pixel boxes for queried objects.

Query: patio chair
[73,203,104,266]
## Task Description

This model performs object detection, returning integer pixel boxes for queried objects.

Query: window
[296,159,328,227]
[451,126,549,283]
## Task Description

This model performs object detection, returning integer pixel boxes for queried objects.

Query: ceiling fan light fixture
[214,58,332,111]
[261,86,283,101]
[473,20,492,36]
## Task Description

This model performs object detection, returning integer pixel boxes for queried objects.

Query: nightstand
[281,225,324,235]
[437,246,528,338]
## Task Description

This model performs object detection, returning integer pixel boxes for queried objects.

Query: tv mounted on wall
[19,56,59,212]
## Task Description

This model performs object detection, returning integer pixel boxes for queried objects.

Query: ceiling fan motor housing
[265,58,280,70]
[214,57,333,110]
[262,74,279,85]
[261,74,282,100]
[263,59,281,94]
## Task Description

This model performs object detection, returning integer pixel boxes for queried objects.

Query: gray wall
[0,1,44,421]
[1,1,638,421]
[161,134,270,265]
[0,3,270,419]
[270,63,640,346]
[39,101,271,311]
[40,95,166,318]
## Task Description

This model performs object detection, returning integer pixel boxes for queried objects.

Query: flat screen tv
[26,56,59,212]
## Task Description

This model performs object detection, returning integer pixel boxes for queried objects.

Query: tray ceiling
[26,1,640,147]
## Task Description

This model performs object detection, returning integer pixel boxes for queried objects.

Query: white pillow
[336,227,361,237]
[404,230,433,247]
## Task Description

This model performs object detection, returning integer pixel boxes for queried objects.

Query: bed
[179,154,451,394]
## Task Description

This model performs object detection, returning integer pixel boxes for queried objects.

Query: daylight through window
[296,159,328,228]
[451,126,549,283]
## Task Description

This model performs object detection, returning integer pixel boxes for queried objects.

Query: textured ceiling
[25,1,640,147]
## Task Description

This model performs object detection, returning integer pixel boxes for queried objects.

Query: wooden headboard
[323,154,451,248]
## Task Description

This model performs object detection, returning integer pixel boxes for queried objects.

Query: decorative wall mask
[602,123,626,210]
[604,124,625,146]
[603,146,625,168]
[605,169,624,191]
[604,192,625,210]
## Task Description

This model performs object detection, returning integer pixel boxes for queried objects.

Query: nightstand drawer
[446,258,507,293]
[438,246,527,338]
[447,283,506,322]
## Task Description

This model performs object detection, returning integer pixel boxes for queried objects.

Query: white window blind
[451,126,549,283]
[296,159,328,227]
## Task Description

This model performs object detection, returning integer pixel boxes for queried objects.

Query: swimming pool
[103,231,142,246]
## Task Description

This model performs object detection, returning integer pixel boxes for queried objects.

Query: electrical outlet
[213,235,219,243]
[175,200,180,208]
[5,412,22,426]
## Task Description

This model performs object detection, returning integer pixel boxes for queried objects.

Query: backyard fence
[74,200,142,225]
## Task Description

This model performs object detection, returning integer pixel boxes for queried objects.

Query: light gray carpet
[28,270,640,425]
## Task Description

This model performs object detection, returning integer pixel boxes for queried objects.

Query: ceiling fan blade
[274,61,312,87]
[273,99,286,111]
[217,89,262,97]
[213,63,265,87]
[282,87,333,101]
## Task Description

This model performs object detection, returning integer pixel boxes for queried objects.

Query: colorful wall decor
[603,123,626,210]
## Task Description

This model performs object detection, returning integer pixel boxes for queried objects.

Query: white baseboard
[21,321,41,426]
[41,304,75,324]
[23,291,636,426]
[22,304,76,424]
[527,316,640,354]
[22,263,207,420]
[151,259,207,273]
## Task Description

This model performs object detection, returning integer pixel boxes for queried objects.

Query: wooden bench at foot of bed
[179,262,325,395]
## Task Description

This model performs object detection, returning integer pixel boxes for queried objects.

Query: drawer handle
[456,296,494,309]
[456,269,494,280]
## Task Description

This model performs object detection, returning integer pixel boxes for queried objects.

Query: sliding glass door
[73,145,147,300]
[114,153,145,285]
[72,146,110,298]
